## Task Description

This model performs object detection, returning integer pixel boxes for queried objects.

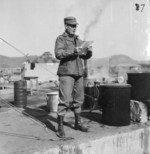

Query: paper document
[77,41,93,55]
[78,41,93,49]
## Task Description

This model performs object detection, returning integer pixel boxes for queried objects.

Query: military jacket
[55,32,92,76]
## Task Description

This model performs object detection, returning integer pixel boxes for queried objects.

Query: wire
[0,96,52,135]
[84,82,100,112]
[35,63,57,76]
[0,38,28,57]
[0,96,76,141]
[0,37,57,77]
[0,131,54,141]
[84,84,100,100]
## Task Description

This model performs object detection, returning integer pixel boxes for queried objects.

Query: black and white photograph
[0,0,150,153]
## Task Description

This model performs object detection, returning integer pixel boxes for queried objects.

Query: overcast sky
[0,0,150,60]
[0,0,103,58]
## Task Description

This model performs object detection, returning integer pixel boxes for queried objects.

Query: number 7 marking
[141,4,145,12]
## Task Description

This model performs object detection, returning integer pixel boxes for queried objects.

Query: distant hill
[0,54,144,69]
[90,54,139,69]
[0,55,26,68]
[0,54,58,68]
[109,54,138,66]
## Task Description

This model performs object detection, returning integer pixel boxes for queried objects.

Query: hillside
[109,54,138,66]
[0,54,58,68]
[0,55,26,68]
[90,54,139,69]
[0,54,145,69]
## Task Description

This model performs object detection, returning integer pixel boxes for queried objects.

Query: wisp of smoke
[83,0,111,40]
[83,9,102,40]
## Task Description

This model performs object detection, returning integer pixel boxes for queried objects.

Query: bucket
[46,91,59,112]
[14,80,27,107]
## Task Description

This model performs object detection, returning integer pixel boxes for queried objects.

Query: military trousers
[57,75,84,116]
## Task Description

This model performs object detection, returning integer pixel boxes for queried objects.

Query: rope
[0,96,52,135]
[0,131,54,141]
[0,37,57,77]
[34,63,56,76]
[0,96,75,141]
[0,38,27,57]
[84,84,100,100]
[84,84,100,112]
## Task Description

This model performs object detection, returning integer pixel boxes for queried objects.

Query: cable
[0,96,52,135]
[35,63,56,76]
[0,38,28,57]
[84,82,100,112]
[0,37,57,77]
[0,131,54,141]
[0,96,75,141]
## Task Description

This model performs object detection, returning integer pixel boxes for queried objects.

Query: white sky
[0,0,150,60]
[0,0,104,58]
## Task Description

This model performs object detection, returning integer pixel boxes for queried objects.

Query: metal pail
[46,91,59,112]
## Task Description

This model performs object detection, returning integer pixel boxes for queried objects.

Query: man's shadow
[10,101,103,132]
[81,110,103,124]
[22,105,75,133]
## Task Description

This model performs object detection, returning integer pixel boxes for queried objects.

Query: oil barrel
[14,80,27,107]
[101,84,131,126]
[127,73,150,101]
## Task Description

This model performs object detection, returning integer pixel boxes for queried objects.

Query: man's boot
[74,113,88,132]
[56,115,65,138]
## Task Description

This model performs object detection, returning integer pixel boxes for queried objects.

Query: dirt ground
[0,82,150,154]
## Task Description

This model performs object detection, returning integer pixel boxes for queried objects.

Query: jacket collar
[62,32,78,40]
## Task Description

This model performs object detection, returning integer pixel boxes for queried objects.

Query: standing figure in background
[55,16,93,138]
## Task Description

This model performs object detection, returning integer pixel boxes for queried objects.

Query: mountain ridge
[0,54,144,68]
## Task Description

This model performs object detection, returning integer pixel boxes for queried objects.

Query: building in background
[23,63,58,83]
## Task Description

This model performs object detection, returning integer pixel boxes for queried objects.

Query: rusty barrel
[14,80,27,107]
[101,84,131,126]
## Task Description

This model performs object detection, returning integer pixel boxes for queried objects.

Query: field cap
[64,16,78,25]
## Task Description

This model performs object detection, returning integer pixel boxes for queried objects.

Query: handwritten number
[135,3,145,12]
[141,4,145,12]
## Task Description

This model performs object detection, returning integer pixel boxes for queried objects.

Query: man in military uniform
[55,16,92,138]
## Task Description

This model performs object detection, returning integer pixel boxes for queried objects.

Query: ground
[0,82,150,154]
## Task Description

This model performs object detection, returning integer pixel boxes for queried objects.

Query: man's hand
[86,46,93,56]
[75,47,82,53]
[88,46,93,51]
[74,47,81,56]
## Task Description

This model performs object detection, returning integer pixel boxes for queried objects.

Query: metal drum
[101,84,131,126]
[14,80,27,107]
[127,73,150,101]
